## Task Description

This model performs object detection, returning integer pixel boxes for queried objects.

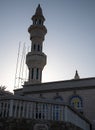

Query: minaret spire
[35,4,43,15]
[26,5,47,84]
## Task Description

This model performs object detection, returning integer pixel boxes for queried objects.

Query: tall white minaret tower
[26,4,47,84]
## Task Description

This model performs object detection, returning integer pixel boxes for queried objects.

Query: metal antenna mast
[14,42,21,89]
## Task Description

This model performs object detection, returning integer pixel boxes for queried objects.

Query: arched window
[33,44,36,51]
[54,96,63,102]
[69,95,83,113]
[31,68,34,79]
[39,19,42,25]
[37,45,40,51]
[34,19,38,25]
[36,68,39,80]
[54,93,63,102]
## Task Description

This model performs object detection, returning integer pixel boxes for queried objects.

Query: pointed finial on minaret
[74,70,80,79]
[32,4,45,22]
[35,4,43,15]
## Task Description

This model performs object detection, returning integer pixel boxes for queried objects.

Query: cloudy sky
[0,0,95,92]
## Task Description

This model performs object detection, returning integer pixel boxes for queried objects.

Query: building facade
[15,76,95,130]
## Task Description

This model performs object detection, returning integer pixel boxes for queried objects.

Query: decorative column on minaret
[26,4,47,84]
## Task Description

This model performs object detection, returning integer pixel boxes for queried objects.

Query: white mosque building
[0,4,95,130]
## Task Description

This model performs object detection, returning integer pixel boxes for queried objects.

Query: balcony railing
[0,95,91,130]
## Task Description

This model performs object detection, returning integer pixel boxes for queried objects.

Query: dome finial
[74,70,80,79]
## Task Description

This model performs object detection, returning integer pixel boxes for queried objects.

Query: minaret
[26,4,47,84]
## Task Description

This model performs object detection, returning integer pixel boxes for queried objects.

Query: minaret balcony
[26,52,47,69]
[28,25,47,40]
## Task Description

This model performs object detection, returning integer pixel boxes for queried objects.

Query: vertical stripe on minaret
[26,4,47,84]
